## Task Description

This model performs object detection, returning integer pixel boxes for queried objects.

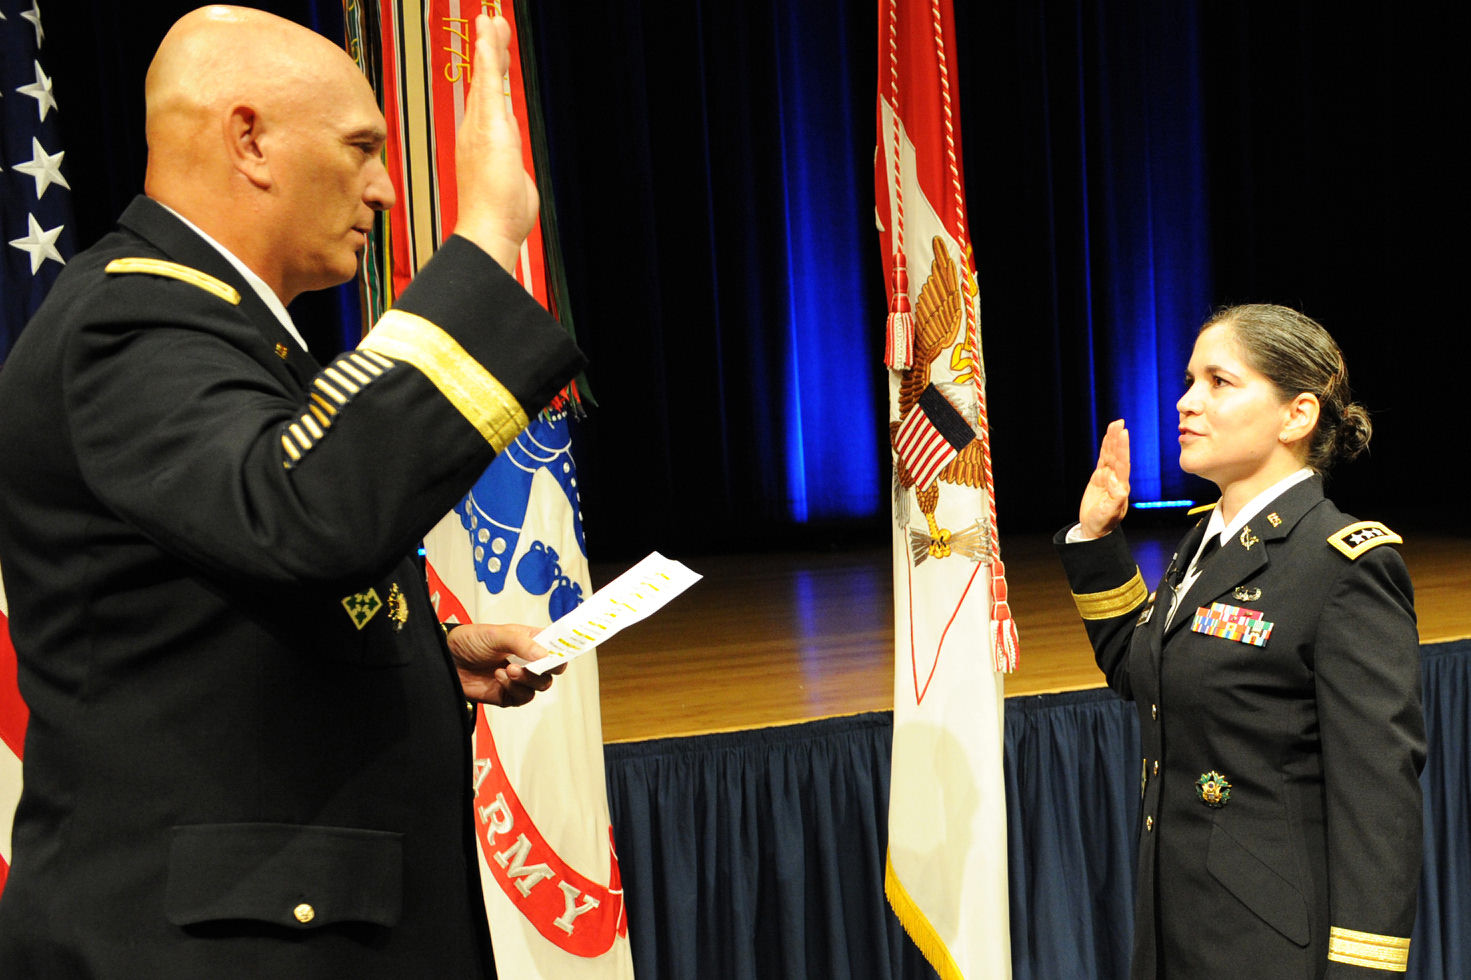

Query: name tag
[1136,591,1157,627]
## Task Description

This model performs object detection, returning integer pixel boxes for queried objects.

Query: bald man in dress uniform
[0,7,578,977]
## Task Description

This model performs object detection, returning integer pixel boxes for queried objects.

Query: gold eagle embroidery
[890,236,988,564]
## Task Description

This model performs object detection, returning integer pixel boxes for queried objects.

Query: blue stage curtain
[523,0,889,556]
[605,640,1469,978]
[604,715,936,980]
[1004,689,1138,980]
[1415,640,1470,979]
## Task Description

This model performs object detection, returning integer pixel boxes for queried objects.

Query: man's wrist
[450,227,524,275]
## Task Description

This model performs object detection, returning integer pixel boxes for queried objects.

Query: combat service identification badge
[342,588,383,630]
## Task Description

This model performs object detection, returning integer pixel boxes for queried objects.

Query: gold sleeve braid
[280,351,395,469]
[1327,927,1410,972]
[359,310,528,453]
[1071,568,1148,621]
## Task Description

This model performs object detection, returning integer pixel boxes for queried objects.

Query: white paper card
[522,552,701,674]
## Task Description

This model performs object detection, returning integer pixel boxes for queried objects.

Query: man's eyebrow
[345,127,387,145]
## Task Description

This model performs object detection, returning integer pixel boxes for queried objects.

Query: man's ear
[225,105,272,189]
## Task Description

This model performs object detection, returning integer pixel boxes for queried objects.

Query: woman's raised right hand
[1077,419,1131,540]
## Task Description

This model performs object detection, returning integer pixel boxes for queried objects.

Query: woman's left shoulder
[1291,501,1409,586]
[1324,518,1404,564]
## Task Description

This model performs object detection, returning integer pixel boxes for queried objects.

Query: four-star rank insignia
[342,588,383,630]
[1197,770,1232,808]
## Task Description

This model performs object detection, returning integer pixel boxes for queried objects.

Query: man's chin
[291,267,362,300]
[326,256,364,288]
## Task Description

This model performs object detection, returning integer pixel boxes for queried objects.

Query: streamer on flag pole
[876,0,1015,974]
[342,3,631,975]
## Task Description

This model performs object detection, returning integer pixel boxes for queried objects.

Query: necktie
[1191,533,1223,576]
[1170,532,1220,590]
[1166,531,1222,628]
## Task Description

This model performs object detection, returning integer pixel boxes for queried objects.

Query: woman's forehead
[1190,323,1242,361]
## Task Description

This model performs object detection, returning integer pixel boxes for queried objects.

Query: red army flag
[342,3,630,975]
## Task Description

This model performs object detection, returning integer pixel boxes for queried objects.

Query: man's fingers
[504,662,555,692]
[497,669,553,708]
[517,638,552,664]
[473,14,510,120]
[489,13,511,57]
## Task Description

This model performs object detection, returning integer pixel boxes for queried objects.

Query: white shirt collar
[1199,467,1314,557]
[1164,467,1312,627]
[155,202,311,355]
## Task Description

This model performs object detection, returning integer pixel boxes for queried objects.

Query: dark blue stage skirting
[604,639,1469,980]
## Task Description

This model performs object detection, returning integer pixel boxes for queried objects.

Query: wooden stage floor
[592,528,1470,743]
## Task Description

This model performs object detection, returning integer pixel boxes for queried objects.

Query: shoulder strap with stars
[1327,520,1403,560]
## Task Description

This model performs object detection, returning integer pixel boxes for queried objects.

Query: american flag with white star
[4,0,75,897]
[3,0,75,363]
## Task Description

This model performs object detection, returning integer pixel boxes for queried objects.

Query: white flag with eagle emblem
[875,0,1015,975]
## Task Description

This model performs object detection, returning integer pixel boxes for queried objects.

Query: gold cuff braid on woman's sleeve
[1071,569,1148,621]
[1327,927,1410,972]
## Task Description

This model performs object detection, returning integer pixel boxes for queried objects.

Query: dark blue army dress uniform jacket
[1054,476,1424,979]
[0,197,584,978]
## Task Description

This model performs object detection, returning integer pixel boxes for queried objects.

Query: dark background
[40,1,1470,562]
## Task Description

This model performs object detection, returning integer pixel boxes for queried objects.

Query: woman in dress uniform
[1055,304,1424,978]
